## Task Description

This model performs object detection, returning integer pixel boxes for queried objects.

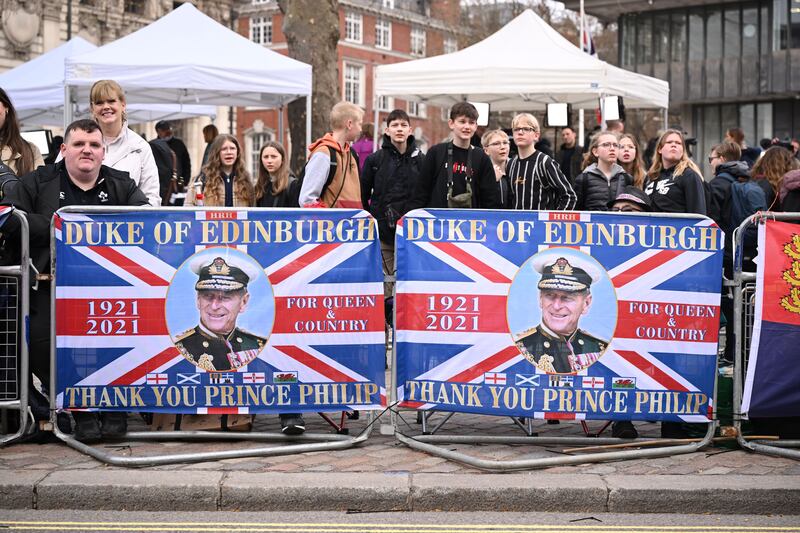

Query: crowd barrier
[48,206,386,466]
[390,209,723,470]
[0,207,31,446]
[733,213,800,460]
[4,206,796,469]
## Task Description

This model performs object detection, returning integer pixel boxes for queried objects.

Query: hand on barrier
[302,200,328,208]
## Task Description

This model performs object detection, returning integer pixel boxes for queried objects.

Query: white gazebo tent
[374,9,669,126]
[0,37,214,128]
[64,3,312,145]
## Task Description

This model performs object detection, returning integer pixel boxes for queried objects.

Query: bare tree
[277,0,340,171]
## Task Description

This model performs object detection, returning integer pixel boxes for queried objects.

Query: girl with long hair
[644,129,706,215]
[0,88,43,175]
[88,80,160,206]
[752,146,797,211]
[574,131,633,211]
[187,134,253,207]
[617,133,646,189]
[254,141,296,207]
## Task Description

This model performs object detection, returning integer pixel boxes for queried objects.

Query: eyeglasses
[708,155,719,163]
[512,127,537,134]
[611,206,643,212]
[598,142,620,149]
[486,140,510,147]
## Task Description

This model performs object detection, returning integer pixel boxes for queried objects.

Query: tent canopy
[0,37,214,128]
[374,9,669,111]
[65,4,312,108]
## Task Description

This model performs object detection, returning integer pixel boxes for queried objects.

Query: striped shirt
[507,150,577,210]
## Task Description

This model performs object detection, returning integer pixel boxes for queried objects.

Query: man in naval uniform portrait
[175,256,266,371]
[514,255,609,373]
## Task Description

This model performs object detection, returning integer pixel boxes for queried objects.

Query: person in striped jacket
[506,113,577,211]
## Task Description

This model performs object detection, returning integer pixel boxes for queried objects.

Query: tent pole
[663,107,668,129]
[373,98,380,148]
[278,105,284,144]
[578,109,585,147]
[305,93,312,152]
[63,85,73,130]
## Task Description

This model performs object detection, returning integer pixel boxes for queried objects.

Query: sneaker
[611,420,638,439]
[279,413,306,435]
[100,412,128,438]
[72,412,102,442]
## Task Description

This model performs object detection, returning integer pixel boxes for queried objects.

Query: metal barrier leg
[49,410,376,467]
[395,420,716,472]
[0,210,31,447]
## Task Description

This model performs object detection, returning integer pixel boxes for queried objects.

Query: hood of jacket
[715,160,751,181]
[780,169,800,202]
[584,162,627,181]
[379,133,421,156]
[308,133,346,156]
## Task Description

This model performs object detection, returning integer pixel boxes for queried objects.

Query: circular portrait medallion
[165,248,274,372]
[507,248,617,374]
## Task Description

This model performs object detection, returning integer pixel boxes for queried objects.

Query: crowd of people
[1,78,799,442]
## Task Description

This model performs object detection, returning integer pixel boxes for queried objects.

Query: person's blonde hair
[618,133,646,188]
[330,101,364,130]
[481,129,508,148]
[582,131,619,170]
[89,79,127,124]
[646,129,702,181]
[511,113,539,132]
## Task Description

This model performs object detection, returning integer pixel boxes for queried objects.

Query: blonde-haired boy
[299,101,364,208]
[507,113,576,210]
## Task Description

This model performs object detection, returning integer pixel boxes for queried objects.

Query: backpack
[718,172,766,248]
[0,161,18,201]
[289,146,358,207]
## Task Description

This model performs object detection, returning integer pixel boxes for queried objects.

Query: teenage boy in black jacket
[408,102,499,211]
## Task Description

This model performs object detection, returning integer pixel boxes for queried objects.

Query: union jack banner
[54,208,385,414]
[396,209,723,422]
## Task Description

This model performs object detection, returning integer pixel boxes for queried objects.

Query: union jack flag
[54,208,386,414]
[396,209,723,422]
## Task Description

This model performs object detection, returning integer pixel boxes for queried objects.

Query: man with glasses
[507,113,576,211]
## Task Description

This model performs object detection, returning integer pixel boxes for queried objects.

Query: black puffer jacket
[361,134,424,243]
[573,163,633,211]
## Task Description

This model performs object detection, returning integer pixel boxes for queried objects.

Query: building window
[345,12,363,43]
[382,0,394,8]
[443,37,457,54]
[377,95,394,112]
[408,101,426,118]
[344,62,365,106]
[410,27,426,56]
[124,0,144,15]
[247,131,274,179]
[251,0,270,3]
[375,19,391,50]
[250,16,272,45]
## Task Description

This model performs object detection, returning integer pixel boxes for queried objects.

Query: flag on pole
[581,26,597,57]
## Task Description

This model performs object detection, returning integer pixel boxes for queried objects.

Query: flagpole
[578,0,585,146]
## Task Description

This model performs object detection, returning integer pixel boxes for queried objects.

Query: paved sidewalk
[1,409,799,514]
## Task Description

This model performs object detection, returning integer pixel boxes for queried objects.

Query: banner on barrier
[396,209,723,422]
[742,219,800,418]
[54,209,386,414]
